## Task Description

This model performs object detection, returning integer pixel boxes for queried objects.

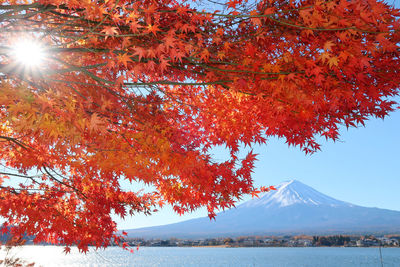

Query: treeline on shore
[123,234,400,248]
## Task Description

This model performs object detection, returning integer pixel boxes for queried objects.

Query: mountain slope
[239,180,352,209]
[125,180,400,238]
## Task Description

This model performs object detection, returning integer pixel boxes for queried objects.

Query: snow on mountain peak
[240,179,352,209]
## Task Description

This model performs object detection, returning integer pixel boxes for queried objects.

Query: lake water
[1,246,400,266]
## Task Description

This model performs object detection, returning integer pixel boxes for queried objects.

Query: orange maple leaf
[134,47,146,62]
[89,113,103,131]
[328,56,339,68]
[323,40,335,51]
[101,26,118,37]
[200,49,210,61]
[146,24,161,35]
[118,53,132,67]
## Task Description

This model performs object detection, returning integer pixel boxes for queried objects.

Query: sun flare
[12,39,45,66]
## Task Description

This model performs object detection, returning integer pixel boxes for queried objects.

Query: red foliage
[0,0,399,251]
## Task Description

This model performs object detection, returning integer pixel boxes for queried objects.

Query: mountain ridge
[125,180,400,238]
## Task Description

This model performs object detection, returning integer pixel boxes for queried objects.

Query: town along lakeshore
[123,234,400,248]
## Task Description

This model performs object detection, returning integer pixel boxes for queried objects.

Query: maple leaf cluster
[0,0,399,252]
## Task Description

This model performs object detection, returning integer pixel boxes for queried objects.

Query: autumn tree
[0,0,399,252]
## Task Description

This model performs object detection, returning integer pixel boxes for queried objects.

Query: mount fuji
[125,180,400,238]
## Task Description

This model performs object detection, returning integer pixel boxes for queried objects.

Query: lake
[1,246,400,266]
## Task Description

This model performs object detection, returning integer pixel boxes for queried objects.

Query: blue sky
[116,0,400,230]
[117,105,400,229]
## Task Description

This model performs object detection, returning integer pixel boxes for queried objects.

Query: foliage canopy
[0,0,399,251]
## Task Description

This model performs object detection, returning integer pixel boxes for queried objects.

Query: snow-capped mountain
[125,180,400,238]
[240,180,352,209]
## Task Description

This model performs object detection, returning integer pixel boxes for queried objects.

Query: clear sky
[117,105,400,230]
[116,0,400,230]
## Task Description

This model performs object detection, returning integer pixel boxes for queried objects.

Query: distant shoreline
[8,244,400,249]
[5,234,400,249]
[192,245,228,248]
[123,234,400,248]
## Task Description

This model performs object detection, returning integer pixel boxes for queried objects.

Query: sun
[12,39,45,67]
